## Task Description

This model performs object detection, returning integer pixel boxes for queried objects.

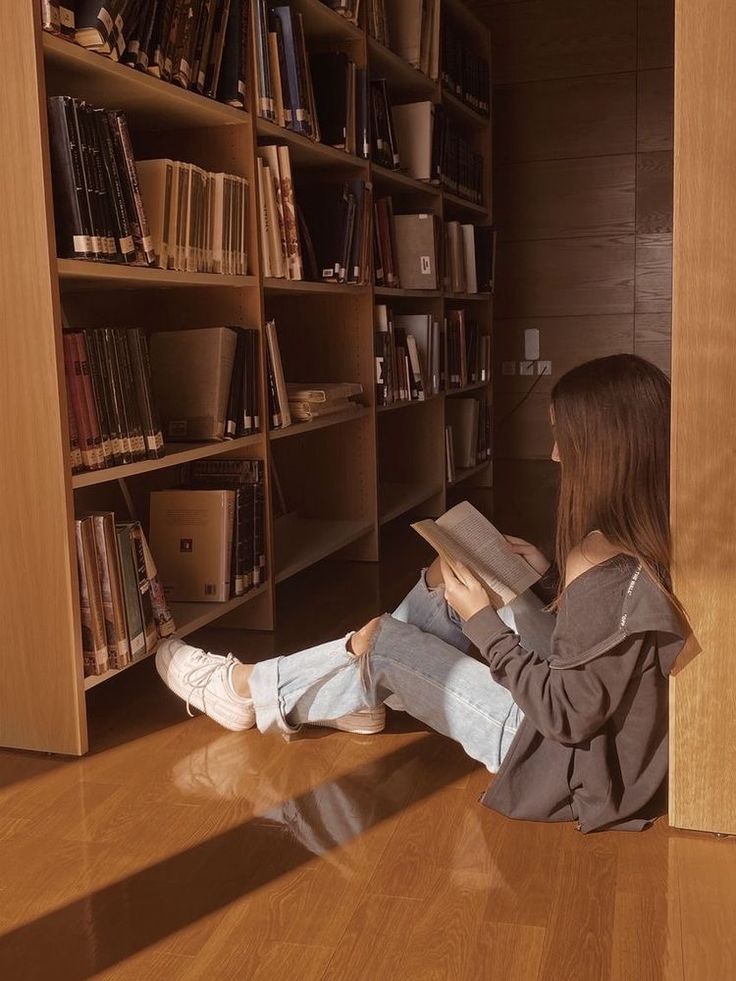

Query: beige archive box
[149,489,235,603]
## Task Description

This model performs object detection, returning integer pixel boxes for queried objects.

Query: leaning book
[412,501,540,606]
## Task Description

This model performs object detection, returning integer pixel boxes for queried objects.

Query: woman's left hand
[439,558,495,621]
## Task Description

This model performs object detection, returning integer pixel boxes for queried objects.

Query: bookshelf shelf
[377,396,439,414]
[442,191,489,220]
[447,381,491,397]
[57,259,256,292]
[42,33,249,131]
[367,37,440,100]
[83,585,270,691]
[292,0,363,40]
[256,117,368,171]
[379,482,444,526]
[263,278,369,296]
[270,406,371,441]
[445,292,493,302]
[371,164,441,199]
[274,517,374,583]
[71,435,264,489]
[441,89,489,130]
[374,287,443,299]
[447,460,491,488]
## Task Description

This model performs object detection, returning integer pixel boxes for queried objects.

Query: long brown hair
[551,354,678,607]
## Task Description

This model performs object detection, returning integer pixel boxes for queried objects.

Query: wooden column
[0,3,86,754]
[669,0,736,832]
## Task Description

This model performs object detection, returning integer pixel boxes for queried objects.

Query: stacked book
[287,382,364,422]
[299,180,373,284]
[445,394,492,481]
[150,460,266,603]
[446,310,491,390]
[442,15,491,118]
[75,512,174,677]
[374,204,441,291]
[375,305,440,406]
[42,1,251,110]
[367,0,441,81]
[444,222,497,294]
[63,328,163,474]
[137,158,249,274]
[149,326,260,443]
[257,145,302,280]
[265,318,363,429]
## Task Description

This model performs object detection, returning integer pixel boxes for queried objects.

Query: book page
[412,517,514,606]
[435,501,540,602]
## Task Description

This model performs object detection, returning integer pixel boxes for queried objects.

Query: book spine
[204,0,232,98]
[115,330,147,460]
[47,97,92,260]
[109,110,155,264]
[128,328,165,459]
[83,329,113,465]
[139,528,176,637]
[41,1,61,34]
[72,101,105,260]
[115,524,146,659]
[194,0,218,90]
[93,109,136,263]
[76,518,110,676]
[189,0,212,88]
[73,332,107,469]
[63,333,95,471]
[65,392,84,473]
[131,522,159,653]
[91,513,128,667]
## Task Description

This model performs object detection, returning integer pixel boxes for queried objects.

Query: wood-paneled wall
[468,0,674,543]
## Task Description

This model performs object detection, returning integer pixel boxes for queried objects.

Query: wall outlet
[502,361,516,375]
[538,361,552,375]
[520,360,535,376]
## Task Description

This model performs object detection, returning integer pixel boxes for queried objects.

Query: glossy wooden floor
[0,528,734,980]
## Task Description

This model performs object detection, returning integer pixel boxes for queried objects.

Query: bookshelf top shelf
[371,163,441,199]
[42,33,249,131]
[57,259,257,292]
[367,37,440,101]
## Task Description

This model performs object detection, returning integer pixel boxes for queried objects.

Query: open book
[412,501,540,607]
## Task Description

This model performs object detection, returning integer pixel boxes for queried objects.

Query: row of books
[75,512,174,676]
[64,325,260,475]
[264,318,364,429]
[374,205,494,292]
[374,305,490,406]
[366,0,441,81]
[441,17,490,117]
[150,460,267,603]
[446,395,492,480]
[444,221,496,295]
[138,158,249,274]
[255,8,371,156]
[372,97,484,207]
[257,144,372,283]
[42,1,250,110]
[64,328,163,473]
[375,306,440,405]
[48,98,249,272]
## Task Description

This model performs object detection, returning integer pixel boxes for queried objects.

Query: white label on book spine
[238,82,246,96]
[141,235,154,254]
[119,235,134,254]
[91,235,103,253]
[98,8,113,32]
[180,60,191,78]
[60,6,75,28]
[73,234,91,252]
[421,255,432,275]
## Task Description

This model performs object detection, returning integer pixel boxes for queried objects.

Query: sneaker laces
[181,651,237,718]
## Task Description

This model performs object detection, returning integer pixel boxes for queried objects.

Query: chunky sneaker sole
[156,637,256,732]
[308,706,386,735]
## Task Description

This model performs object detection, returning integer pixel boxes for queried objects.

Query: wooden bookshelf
[0,0,491,754]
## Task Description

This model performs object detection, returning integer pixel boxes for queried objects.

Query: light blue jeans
[249,573,532,773]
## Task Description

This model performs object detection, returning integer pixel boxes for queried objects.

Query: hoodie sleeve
[462,605,647,745]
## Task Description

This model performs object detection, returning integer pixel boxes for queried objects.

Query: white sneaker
[155,638,255,732]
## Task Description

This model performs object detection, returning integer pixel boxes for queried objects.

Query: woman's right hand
[504,535,552,576]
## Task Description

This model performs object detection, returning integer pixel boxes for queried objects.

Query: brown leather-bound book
[75,517,109,677]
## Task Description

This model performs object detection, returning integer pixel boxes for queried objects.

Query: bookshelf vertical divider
[0,0,491,755]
